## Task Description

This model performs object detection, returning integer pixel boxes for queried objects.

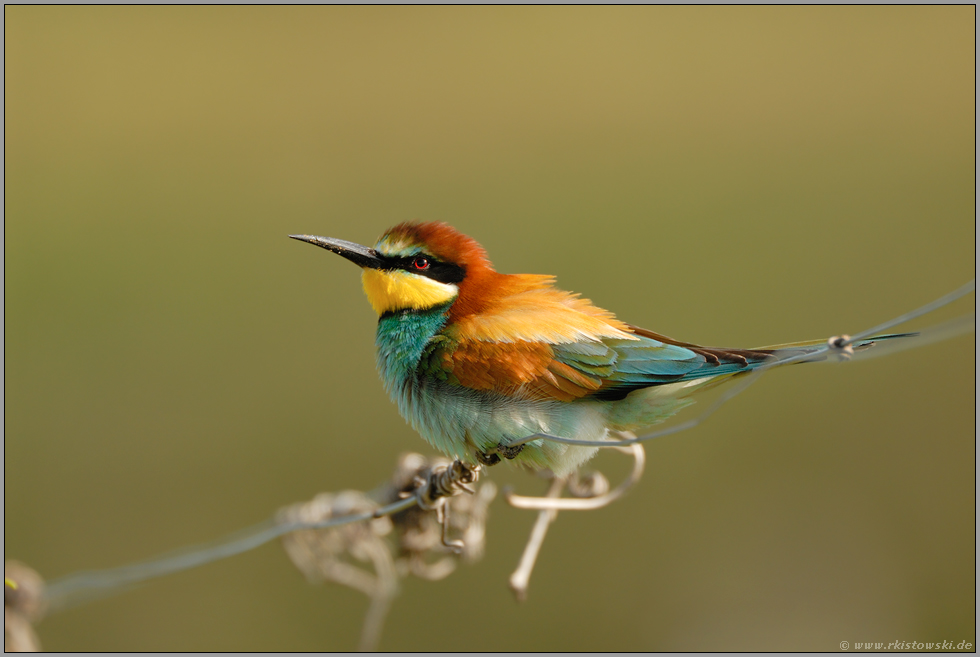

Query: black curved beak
[289,235,386,270]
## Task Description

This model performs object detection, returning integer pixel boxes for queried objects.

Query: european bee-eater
[291,222,893,477]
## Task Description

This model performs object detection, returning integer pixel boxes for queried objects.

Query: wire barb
[279,453,493,651]
[413,459,481,509]
[827,334,855,361]
[436,504,465,554]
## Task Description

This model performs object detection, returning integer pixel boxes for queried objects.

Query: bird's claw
[475,450,501,467]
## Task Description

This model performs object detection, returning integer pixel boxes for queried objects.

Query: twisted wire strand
[43,497,416,613]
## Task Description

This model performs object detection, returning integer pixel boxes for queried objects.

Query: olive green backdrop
[5,6,975,651]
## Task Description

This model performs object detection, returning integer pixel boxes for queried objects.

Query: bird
[290,222,902,477]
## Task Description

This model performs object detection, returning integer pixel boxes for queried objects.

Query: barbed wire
[42,466,458,612]
[9,279,974,651]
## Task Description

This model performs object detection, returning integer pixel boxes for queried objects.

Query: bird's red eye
[413,256,430,270]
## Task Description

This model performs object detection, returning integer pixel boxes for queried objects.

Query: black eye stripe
[380,254,466,284]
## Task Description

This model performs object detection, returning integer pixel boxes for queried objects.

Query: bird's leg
[475,449,501,467]
[497,442,525,460]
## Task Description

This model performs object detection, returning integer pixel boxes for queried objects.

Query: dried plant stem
[509,477,565,602]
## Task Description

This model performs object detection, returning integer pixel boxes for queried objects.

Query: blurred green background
[4,6,974,651]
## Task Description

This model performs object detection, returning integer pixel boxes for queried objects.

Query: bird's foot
[476,442,524,466]
[475,450,501,467]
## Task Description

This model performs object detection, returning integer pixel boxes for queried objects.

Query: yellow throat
[361,268,459,315]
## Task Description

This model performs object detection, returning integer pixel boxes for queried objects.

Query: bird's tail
[660,332,920,398]
[626,324,921,384]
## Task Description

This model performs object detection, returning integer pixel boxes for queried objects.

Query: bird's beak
[289,234,386,270]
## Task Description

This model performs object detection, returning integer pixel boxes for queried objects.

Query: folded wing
[421,274,775,403]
